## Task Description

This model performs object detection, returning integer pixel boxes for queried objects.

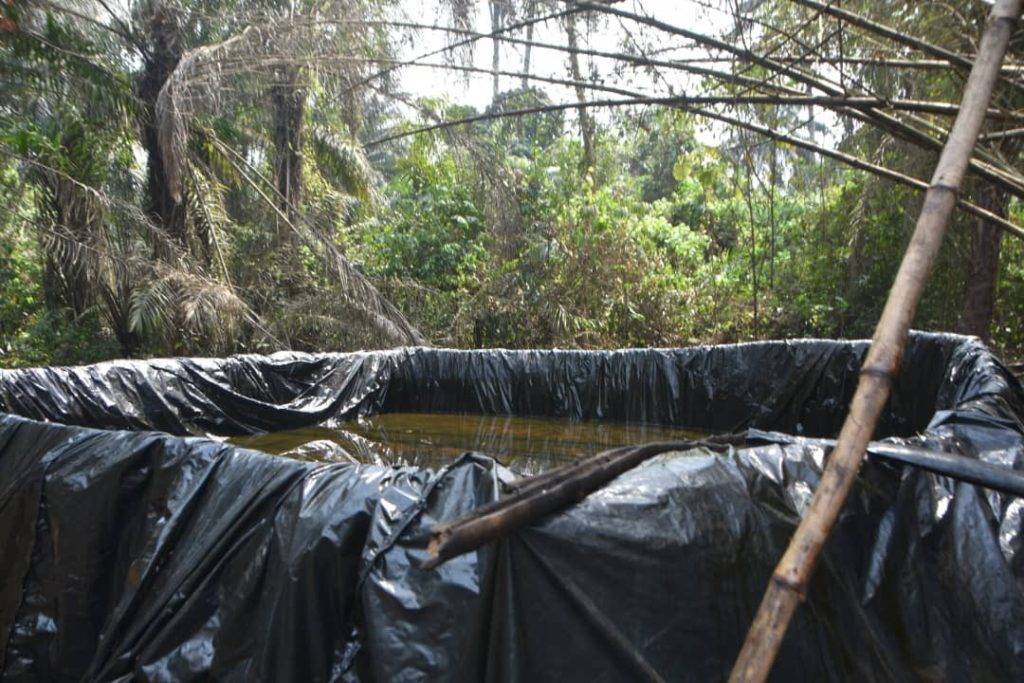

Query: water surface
[228,412,705,474]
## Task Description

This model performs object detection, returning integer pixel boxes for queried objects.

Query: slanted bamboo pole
[728,2,1023,681]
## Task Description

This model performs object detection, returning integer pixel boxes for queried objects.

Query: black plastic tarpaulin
[0,331,1023,680]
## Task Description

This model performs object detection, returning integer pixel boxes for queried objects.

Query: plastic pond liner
[0,331,1023,680]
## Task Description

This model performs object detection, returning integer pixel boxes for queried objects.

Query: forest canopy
[2,0,1023,366]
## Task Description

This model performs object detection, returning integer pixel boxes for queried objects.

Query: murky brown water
[227,412,705,474]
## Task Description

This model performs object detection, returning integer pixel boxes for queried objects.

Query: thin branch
[366,95,1024,147]
[344,7,585,97]
[321,19,810,97]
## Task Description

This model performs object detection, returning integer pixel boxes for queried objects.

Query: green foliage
[467,147,704,348]
[484,87,564,158]
[360,138,487,292]
[0,179,118,366]
[0,184,44,362]
[993,201,1024,354]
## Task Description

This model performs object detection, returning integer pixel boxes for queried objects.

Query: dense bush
[3,52,1022,366]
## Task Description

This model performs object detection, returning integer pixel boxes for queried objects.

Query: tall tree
[489,0,504,99]
[271,65,306,232]
[959,183,1006,341]
[136,0,188,247]
[520,0,535,88]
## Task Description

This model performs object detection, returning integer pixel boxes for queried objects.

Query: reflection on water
[227,412,705,474]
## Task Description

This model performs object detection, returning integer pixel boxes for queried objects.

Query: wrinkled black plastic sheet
[1,331,1023,680]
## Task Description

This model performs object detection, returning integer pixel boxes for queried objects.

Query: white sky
[395,1,731,113]
[386,0,841,147]
[89,0,839,149]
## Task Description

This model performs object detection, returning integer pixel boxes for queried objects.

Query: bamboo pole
[611,56,1024,73]
[728,2,1023,681]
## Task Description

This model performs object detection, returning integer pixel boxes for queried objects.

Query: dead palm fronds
[129,261,248,353]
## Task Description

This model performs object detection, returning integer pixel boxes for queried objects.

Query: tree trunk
[564,15,596,170]
[743,157,759,332]
[521,0,535,89]
[490,1,503,99]
[958,185,1005,341]
[271,66,306,240]
[136,2,186,249]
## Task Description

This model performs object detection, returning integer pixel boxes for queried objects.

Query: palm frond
[310,123,380,204]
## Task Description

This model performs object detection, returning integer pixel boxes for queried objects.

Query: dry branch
[574,1,1024,199]
[424,436,743,570]
[728,2,1023,680]
[423,429,1024,572]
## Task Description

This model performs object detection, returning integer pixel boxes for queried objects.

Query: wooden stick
[980,125,1024,141]
[423,437,742,570]
[728,2,1023,681]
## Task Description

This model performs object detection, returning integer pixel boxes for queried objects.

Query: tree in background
[2,0,1023,366]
